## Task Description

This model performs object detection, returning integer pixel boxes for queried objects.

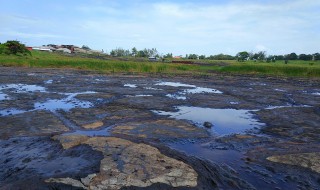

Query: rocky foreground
[0,67,320,190]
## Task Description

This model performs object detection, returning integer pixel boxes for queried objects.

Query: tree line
[235,51,320,62]
[109,47,159,58]
[1,40,319,62]
[108,47,320,62]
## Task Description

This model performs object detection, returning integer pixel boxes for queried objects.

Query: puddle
[0,84,46,93]
[44,80,53,84]
[135,95,153,97]
[250,82,267,86]
[166,94,186,100]
[62,91,96,98]
[312,92,320,96]
[167,142,294,190]
[124,84,137,88]
[156,82,195,88]
[183,87,222,94]
[154,106,264,135]
[0,83,47,101]
[274,88,286,92]
[265,104,312,110]
[0,108,26,116]
[0,92,9,101]
[62,127,111,137]
[95,79,108,82]
[0,91,96,117]
[125,95,153,98]
[34,92,96,112]
[34,99,92,112]
[156,81,222,100]
[144,87,162,91]
[168,142,242,164]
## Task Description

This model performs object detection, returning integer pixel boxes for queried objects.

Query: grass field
[0,51,319,77]
[220,61,320,77]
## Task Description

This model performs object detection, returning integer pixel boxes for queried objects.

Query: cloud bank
[1,0,319,55]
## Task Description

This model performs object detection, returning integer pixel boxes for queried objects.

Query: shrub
[0,40,31,56]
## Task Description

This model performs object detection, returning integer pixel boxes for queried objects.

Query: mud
[1,66,320,190]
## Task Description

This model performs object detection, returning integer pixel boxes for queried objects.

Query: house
[32,46,56,52]
[148,57,158,62]
[74,47,88,54]
[74,47,103,55]
[173,56,182,59]
[56,48,72,54]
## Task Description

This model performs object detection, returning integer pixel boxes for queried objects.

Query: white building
[32,46,55,52]
[56,48,72,54]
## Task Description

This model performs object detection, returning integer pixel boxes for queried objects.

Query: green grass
[0,51,319,77]
[220,61,320,77]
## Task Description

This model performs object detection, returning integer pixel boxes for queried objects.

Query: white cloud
[1,0,319,55]
[1,30,63,39]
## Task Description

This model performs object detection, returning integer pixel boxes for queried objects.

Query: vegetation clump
[0,40,31,56]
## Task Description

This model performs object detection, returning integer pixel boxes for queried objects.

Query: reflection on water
[0,92,9,101]
[124,84,137,88]
[0,83,47,101]
[0,90,96,116]
[156,82,195,88]
[0,108,26,116]
[45,80,53,84]
[166,94,186,100]
[62,127,111,137]
[156,81,222,100]
[0,84,46,93]
[154,106,264,135]
[34,91,96,112]
[265,104,311,110]
[183,87,222,94]
[168,142,241,164]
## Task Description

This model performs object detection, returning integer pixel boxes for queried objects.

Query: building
[56,48,72,54]
[148,57,158,62]
[32,46,56,52]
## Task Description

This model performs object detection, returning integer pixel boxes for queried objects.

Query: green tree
[110,48,131,57]
[299,54,313,61]
[82,45,91,50]
[137,50,146,57]
[313,53,320,61]
[286,53,298,60]
[251,51,266,61]
[142,48,149,57]
[257,51,266,61]
[236,51,249,62]
[149,48,159,57]
[267,55,276,62]
[131,47,137,57]
[188,54,198,59]
[0,43,5,54]
[199,55,206,59]
[208,54,234,60]
[163,53,173,58]
[274,55,285,60]
[1,40,31,55]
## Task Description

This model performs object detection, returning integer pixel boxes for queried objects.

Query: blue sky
[1,0,319,56]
